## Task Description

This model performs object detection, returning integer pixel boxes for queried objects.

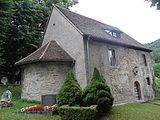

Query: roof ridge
[15,40,74,66]
[15,43,49,65]
[39,41,50,59]
[56,6,151,51]
[56,5,119,30]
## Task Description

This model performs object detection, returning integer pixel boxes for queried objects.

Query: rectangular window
[146,77,151,85]
[142,54,147,66]
[108,49,116,66]
[112,32,117,37]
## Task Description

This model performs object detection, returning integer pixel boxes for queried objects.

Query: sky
[70,0,160,44]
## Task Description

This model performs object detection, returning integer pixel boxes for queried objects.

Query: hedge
[58,105,98,120]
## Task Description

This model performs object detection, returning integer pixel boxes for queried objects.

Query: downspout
[71,60,76,70]
[86,35,91,83]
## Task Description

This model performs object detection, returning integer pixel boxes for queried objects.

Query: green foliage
[0,0,13,67]
[57,72,82,106]
[40,0,78,8]
[153,77,160,98]
[58,105,98,120]
[146,0,160,9]
[153,63,160,78]
[82,68,113,113]
[145,39,160,63]
[0,0,78,83]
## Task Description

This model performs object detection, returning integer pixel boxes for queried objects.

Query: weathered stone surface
[21,62,72,101]
[86,40,154,104]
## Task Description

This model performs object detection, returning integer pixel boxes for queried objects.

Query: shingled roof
[55,5,151,52]
[15,40,74,66]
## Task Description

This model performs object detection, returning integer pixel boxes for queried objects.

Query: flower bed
[20,104,57,115]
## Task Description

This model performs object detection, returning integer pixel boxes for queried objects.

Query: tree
[82,68,114,113]
[57,72,82,106]
[153,63,160,78]
[0,0,78,83]
[146,0,160,9]
[35,0,78,8]
[0,0,13,80]
[145,39,160,63]
[0,0,45,83]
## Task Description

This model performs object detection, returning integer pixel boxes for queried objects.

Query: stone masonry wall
[21,62,72,101]
[43,7,87,89]
[87,40,154,104]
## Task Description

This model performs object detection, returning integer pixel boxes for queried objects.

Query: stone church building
[15,5,154,104]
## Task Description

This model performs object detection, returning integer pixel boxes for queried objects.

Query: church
[16,5,154,104]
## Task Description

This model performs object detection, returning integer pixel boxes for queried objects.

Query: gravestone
[1,90,12,101]
[41,94,56,106]
[0,90,12,108]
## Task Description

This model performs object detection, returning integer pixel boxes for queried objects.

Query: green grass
[0,86,60,120]
[1,100,160,120]
[106,103,160,120]
[0,99,61,120]
[150,100,160,105]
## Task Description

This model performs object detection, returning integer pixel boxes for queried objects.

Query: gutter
[84,34,152,52]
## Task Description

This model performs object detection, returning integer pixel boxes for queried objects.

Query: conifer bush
[82,68,114,113]
[57,72,82,106]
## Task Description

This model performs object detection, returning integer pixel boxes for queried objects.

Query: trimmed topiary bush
[82,68,114,113]
[57,72,82,106]
[58,105,98,120]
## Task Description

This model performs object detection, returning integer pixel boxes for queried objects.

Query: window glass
[108,49,116,66]
[142,54,147,66]
[146,77,151,85]
[104,29,121,38]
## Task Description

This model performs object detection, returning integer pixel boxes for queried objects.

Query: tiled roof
[15,40,74,66]
[56,6,151,52]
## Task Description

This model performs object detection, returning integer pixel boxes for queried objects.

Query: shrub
[153,63,160,78]
[153,77,160,98]
[82,68,113,113]
[57,72,82,106]
[58,105,98,120]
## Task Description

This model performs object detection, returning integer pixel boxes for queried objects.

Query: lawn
[106,103,160,120]
[1,100,160,120]
[0,99,61,120]
[0,85,160,120]
[0,85,60,120]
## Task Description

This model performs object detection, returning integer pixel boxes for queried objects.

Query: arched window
[134,81,141,100]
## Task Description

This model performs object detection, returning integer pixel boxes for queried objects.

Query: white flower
[20,108,26,112]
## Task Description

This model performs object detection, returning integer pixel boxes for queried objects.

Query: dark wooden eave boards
[15,40,74,66]
[56,5,151,52]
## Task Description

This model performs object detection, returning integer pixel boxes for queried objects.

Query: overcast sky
[70,0,160,44]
